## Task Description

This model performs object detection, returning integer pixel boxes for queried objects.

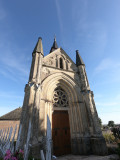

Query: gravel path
[56,154,119,160]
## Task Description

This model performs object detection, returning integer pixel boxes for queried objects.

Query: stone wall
[0,120,20,140]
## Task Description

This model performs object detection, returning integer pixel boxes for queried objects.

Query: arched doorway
[52,87,71,156]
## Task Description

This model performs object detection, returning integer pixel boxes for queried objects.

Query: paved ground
[56,154,119,160]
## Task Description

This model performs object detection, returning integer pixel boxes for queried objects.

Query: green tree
[98,117,102,128]
[108,120,115,127]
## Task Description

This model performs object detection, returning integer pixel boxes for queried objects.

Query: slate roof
[0,107,22,120]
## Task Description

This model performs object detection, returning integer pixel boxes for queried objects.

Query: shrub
[0,150,42,160]
[0,149,24,160]
[118,142,120,157]
[103,133,115,143]
[111,127,120,139]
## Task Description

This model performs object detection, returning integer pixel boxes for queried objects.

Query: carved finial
[38,37,42,40]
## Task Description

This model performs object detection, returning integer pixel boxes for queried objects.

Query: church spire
[29,37,44,83]
[50,36,58,53]
[33,37,44,56]
[76,50,85,66]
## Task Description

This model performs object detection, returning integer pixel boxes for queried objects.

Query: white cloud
[96,92,120,108]
[0,91,23,99]
[95,58,112,72]
[1,50,29,76]
[95,58,120,72]
[94,94,103,98]
[96,102,118,107]
[0,69,18,82]
[94,58,120,83]
[0,41,29,83]
[71,1,108,54]
[54,0,63,36]
[115,94,120,101]
[72,0,88,28]
[0,24,30,82]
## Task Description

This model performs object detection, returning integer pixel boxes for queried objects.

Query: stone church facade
[19,37,107,156]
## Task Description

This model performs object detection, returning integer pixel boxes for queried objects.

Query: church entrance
[52,110,71,156]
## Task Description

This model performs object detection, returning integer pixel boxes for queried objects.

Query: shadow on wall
[19,103,46,158]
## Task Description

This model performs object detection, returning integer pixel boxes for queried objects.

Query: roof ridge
[0,107,22,120]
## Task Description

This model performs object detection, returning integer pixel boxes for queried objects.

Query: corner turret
[33,37,44,56]
[29,37,44,83]
[76,50,85,66]
[76,50,90,91]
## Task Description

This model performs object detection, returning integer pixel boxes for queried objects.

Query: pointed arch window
[60,58,63,69]
[66,61,68,70]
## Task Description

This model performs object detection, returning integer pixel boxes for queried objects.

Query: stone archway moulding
[41,72,79,102]
[41,72,81,135]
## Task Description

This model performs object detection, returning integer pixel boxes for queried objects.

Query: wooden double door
[52,111,71,156]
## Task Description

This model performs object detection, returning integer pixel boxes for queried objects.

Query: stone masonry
[18,37,107,157]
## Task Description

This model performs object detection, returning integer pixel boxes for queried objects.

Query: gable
[43,48,77,72]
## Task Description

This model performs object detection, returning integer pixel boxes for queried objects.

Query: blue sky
[0,0,120,124]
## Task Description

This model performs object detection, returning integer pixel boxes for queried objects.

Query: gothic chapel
[19,37,107,157]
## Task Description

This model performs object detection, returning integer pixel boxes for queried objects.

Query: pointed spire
[76,50,85,66]
[33,37,44,55]
[54,35,56,41]
[50,36,58,53]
